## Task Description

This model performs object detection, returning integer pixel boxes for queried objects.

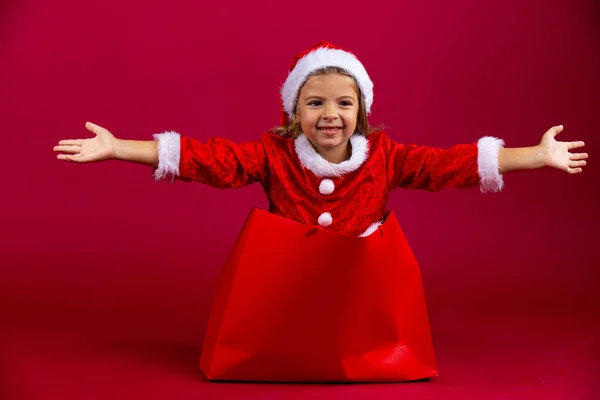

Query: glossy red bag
[200,208,437,382]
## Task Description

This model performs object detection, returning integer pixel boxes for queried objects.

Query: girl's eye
[308,101,322,106]
[340,101,353,106]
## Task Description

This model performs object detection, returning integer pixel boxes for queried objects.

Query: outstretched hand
[539,125,588,174]
[54,122,117,163]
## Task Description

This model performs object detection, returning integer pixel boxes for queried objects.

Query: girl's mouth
[318,127,342,136]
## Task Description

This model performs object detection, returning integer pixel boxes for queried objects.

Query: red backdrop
[1,0,598,398]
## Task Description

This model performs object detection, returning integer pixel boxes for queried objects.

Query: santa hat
[280,41,374,125]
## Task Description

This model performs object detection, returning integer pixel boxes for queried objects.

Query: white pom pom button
[318,212,333,227]
[319,179,335,195]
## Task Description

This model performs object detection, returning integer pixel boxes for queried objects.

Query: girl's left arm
[498,125,588,174]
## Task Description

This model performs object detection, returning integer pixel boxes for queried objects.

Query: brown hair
[271,67,378,139]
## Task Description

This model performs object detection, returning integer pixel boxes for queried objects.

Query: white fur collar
[294,133,369,178]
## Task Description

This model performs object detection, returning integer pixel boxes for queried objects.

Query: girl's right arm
[54,122,158,167]
[55,122,270,188]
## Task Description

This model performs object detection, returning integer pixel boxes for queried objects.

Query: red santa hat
[280,41,374,125]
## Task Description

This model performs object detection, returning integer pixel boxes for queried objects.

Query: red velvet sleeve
[178,136,269,188]
[382,134,480,191]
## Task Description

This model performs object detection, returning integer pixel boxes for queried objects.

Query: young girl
[53,41,588,381]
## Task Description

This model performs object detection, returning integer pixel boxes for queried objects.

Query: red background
[1,0,599,398]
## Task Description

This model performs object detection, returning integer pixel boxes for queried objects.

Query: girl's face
[296,73,359,160]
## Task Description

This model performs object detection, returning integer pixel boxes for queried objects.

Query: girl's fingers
[569,160,587,168]
[53,145,80,153]
[570,152,589,160]
[567,141,585,150]
[548,125,564,137]
[57,154,73,161]
[568,167,583,174]
[58,139,84,146]
[57,153,86,162]
[85,121,105,135]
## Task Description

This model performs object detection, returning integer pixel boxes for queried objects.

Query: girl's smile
[317,127,343,136]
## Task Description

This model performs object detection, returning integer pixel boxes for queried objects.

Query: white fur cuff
[153,131,181,181]
[477,136,505,193]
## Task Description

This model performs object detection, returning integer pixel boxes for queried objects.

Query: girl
[53,41,588,381]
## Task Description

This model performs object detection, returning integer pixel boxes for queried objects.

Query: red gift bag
[199,208,437,382]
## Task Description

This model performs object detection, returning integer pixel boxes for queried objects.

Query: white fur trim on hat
[294,133,369,178]
[281,47,374,120]
[153,131,181,182]
[477,136,505,193]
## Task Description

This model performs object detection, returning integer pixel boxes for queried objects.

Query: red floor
[2,246,598,399]
[2,305,597,399]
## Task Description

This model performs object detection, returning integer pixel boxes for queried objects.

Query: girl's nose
[323,104,338,120]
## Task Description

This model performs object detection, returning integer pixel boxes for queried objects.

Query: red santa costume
[151,42,504,382]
